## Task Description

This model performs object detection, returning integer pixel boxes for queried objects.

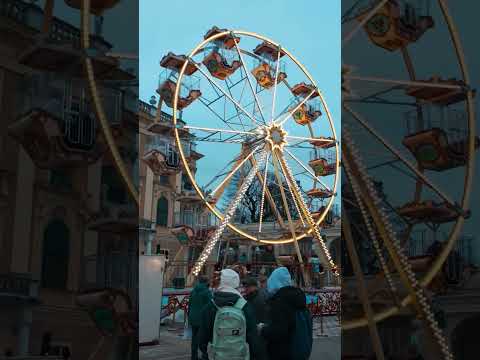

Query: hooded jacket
[262,268,308,360]
[245,287,268,324]
[198,291,260,360]
[188,281,212,327]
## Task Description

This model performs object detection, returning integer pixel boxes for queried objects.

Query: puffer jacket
[261,286,308,360]
[188,282,212,327]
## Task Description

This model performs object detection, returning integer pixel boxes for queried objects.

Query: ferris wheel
[145,27,341,285]
[341,0,476,359]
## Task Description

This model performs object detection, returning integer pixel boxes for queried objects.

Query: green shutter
[156,197,168,226]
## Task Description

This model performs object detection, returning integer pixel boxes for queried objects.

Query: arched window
[156,197,168,226]
[42,219,70,289]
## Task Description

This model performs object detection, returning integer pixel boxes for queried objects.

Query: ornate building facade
[0,1,137,358]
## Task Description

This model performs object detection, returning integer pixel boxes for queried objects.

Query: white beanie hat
[217,269,242,297]
[220,269,240,289]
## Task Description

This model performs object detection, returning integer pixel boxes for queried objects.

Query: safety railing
[0,272,38,297]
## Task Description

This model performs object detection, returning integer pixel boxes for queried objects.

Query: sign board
[139,255,165,344]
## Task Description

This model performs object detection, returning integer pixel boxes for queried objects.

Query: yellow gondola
[202,51,241,80]
[397,200,459,224]
[356,0,434,51]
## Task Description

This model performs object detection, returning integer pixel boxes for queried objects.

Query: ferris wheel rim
[341,0,476,331]
[172,29,340,244]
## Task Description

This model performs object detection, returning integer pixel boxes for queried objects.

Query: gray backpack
[208,297,249,360]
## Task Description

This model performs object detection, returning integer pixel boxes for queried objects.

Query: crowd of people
[187,266,313,360]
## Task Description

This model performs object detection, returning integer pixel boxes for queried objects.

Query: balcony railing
[0,0,30,23]
[138,99,186,126]
[139,218,155,231]
[99,200,137,219]
[0,273,38,297]
[1,0,111,51]
[174,211,219,229]
[82,254,138,306]
[21,74,122,149]
[144,142,180,168]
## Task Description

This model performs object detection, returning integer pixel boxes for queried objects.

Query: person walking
[199,269,259,360]
[308,254,321,288]
[259,267,313,360]
[188,275,212,360]
[243,277,268,360]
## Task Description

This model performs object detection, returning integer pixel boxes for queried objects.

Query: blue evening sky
[139,0,341,206]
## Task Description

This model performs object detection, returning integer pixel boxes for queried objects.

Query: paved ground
[140,317,340,360]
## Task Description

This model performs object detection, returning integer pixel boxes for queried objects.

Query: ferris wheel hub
[265,124,288,151]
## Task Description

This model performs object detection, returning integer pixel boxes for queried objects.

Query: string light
[191,149,269,276]
[343,127,453,360]
[278,153,337,274]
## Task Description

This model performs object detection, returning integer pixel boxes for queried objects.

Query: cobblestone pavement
[140,318,341,360]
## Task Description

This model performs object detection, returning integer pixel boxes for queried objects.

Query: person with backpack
[198,268,260,360]
[258,267,313,360]
[188,275,212,360]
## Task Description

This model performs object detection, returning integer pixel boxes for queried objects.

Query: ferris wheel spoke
[190,149,269,278]
[211,144,263,199]
[250,155,288,230]
[343,103,457,207]
[258,152,270,233]
[284,148,332,193]
[344,75,466,90]
[232,38,267,125]
[196,97,243,133]
[271,151,310,285]
[341,0,389,48]
[275,152,307,228]
[286,135,336,144]
[276,150,337,272]
[190,60,263,127]
[225,77,249,132]
[183,125,256,137]
[270,49,282,124]
[275,89,316,127]
[203,158,239,192]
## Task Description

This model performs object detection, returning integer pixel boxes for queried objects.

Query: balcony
[139,218,155,231]
[184,142,204,161]
[175,189,202,203]
[81,253,138,306]
[144,104,188,136]
[142,142,181,175]
[0,273,40,305]
[8,75,122,169]
[89,201,138,234]
[4,0,134,80]
[171,211,219,245]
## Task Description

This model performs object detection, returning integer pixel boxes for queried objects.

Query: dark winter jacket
[261,286,308,360]
[198,291,261,360]
[188,282,212,327]
[245,288,268,324]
